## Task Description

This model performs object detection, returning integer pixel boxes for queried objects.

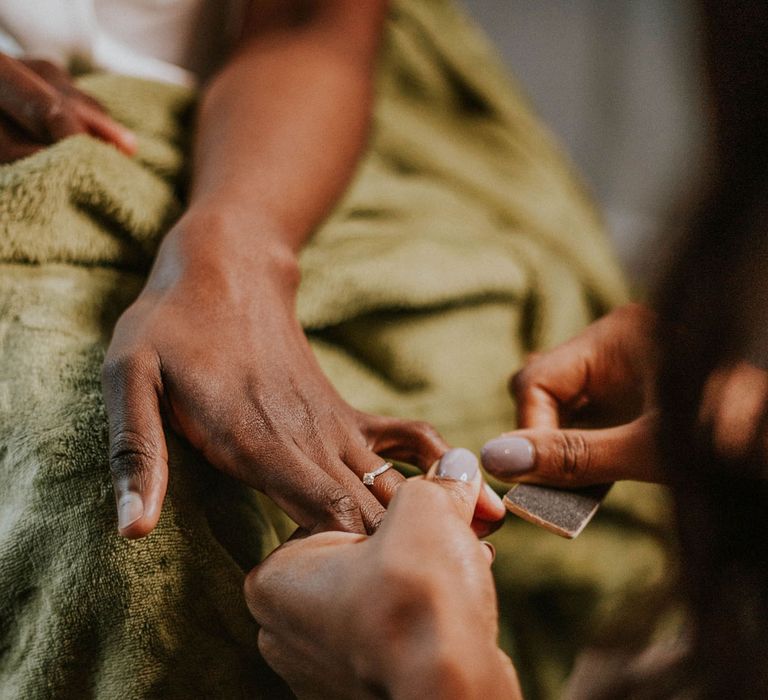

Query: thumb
[385,448,483,530]
[481,413,663,487]
[424,448,483,523]
[102,354,169,538]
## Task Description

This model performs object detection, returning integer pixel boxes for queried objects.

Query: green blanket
[0,1,669,697]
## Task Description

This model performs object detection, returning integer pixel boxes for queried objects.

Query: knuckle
[244,566,274,622]
[368,509,386,533]
[109,429,157,479]
[257,629,279,664]
[510,364,540,398]
[101,352,151,387]
[370,569,443,632]
[411,420,440,440]
[509,369,527,397]
[323,489,364,532]
[552,432,591,480]
[39,95,68,128]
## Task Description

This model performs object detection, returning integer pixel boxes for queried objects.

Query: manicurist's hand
[245,448,522,700]
[481,304,665,486]
[0,53,136,162]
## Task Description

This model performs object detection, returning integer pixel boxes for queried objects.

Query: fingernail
[436,447,478,482]
[119,129,137,153]
[484,483,504,509]
[117,491,143,530]
[481,437,535,475]
[481,541,496,564]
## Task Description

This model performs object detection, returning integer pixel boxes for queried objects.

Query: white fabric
[0,0,244,86]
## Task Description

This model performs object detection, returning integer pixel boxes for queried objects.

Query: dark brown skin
[0,53,135,162]
[482,302,768,487]
[97,0,505,538]
[483,304,665,486]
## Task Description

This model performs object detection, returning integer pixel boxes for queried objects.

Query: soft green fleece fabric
[0,1,669,698]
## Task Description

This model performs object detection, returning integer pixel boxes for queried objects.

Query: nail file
[503,483,613,539]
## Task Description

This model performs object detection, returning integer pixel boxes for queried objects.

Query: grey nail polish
[436,447,478,482]
[481,437,535,475]
[117,491,143,530]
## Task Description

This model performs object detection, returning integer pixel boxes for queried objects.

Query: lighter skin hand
[245,450,522,699]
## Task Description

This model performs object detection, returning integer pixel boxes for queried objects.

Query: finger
[21,58,83,96]
[379,451,483,542]
[365,416,448,470]
[0,54,84,142]
[0,115,42,163]
[510,345,590,429]
[73,101,137,155]
[342,443,406,510]
[511,305,656,430]
[481,413,663,487]
[365,417,504,524]
[322,452,390,533]
[262,455,371,535]
[20,59,109,116]
[424,448,483,523]
[510,369,562,429]
[101,353,169,538]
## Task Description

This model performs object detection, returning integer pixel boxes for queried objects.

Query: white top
[0,0,245,86]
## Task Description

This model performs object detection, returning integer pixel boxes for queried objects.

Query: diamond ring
[362,461,394,486]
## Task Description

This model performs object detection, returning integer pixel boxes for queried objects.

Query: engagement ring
[362,461,394,486]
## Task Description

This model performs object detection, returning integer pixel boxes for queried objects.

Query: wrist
[387,638,512,700]
[148,205,301,300]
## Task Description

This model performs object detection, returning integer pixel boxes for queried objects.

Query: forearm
[184,1,386,260]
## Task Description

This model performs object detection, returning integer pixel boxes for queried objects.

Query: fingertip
[116,490,143,529]
[116,128,137,155]
[432,447,480,483]
[114,477,165,539]
[425,448,483,523]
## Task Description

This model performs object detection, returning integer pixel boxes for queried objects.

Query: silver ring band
[362,461,394,486]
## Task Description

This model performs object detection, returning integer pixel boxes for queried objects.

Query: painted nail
[436,447,478,482]
[481,437,535,475]
[484,482,504,510]
[117,491,143,531]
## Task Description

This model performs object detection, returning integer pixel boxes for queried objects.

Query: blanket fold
[0,1,668,697]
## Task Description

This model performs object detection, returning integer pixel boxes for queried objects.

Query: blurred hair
[656,0,768,696]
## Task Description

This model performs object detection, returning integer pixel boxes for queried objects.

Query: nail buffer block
[503,483,613,539]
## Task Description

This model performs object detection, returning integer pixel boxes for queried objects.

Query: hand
[245,448,521,699]
[102,214,506,538]
[0,53,135,163]
[481,304,664,486]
